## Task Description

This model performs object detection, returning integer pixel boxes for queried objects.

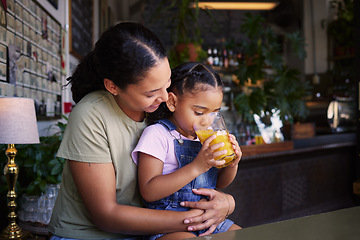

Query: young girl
[132,62,242,240]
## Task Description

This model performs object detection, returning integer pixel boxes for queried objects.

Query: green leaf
[13,116,67,196]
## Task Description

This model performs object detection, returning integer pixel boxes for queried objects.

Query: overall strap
[155,119,178,131]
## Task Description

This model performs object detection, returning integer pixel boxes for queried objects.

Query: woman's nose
[158,88,168,102]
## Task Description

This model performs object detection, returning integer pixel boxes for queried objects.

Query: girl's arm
[138,135,226,202]
[138,152,202,202]
[68,160,203,235]
[216,134,242,189]
[216,163,238,189]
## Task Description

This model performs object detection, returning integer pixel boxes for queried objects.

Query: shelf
[329,54,355,61]
[241,141,294,157]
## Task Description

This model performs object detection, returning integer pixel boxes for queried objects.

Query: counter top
[293,132,356,148]
[241,132,356,161]
[190,206,360,240]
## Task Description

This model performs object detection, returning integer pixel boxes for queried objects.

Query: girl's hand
[181,188,235,235]
[191,135,226,173]
[227,134,242,168]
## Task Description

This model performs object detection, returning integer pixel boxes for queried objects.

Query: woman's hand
[180,188,235,236]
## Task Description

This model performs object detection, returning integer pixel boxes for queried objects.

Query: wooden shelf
[241,141,294,157]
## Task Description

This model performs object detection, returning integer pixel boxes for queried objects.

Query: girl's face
[114,58,171,121]
[169,85,223,140]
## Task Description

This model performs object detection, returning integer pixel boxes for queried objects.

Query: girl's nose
[201,112,216,127]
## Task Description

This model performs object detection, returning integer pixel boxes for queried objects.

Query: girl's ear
[104,78,119,95]
[166,92,177,112]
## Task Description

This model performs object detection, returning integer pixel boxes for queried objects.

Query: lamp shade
[0,97,40,144]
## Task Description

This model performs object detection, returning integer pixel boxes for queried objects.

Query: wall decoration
[41,16,48,39]
[69,0,93,60]
[0,62,6,82]
[8,44,20,84]
[0,43,6,62]
[47,0,58,10]
[99,0,108,36]
[0,0,64,119]
[60,28,66,75]
[0,0,6,28]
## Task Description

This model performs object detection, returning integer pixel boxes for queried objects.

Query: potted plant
[233,13,311,131]
[327,0,354,56]
[148,0,212,67]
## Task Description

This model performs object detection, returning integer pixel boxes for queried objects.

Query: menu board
[0,0,63,119]
[69,0,93,60]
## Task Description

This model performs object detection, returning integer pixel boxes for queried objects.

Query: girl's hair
[68,22,167,103]
[147,62,224,124]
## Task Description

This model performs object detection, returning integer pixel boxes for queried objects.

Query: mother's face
[114,58,171,120]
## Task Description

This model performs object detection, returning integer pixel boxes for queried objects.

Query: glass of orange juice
[194,112,235,168]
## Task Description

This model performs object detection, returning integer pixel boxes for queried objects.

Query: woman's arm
[68,160,202,235]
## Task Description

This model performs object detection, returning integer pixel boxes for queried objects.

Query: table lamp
[0,98,40,239]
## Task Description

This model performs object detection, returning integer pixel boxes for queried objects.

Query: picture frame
[69,0,93,60]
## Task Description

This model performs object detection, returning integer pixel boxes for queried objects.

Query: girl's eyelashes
[195,110,221,116]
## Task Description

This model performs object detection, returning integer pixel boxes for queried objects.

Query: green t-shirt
[48,90,146,239]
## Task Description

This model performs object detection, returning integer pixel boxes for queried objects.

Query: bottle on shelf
[219,49,224,67]
[223,49,229,68]
[228,50,235,67]
[235,51,242,67]
[213,48,219,66]
[207,48,213,66]
[245,125,253,145]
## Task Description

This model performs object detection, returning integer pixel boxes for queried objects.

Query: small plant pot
[175,43,199,61]
[334,46,347,57]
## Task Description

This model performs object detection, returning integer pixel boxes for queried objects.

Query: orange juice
[196,129,235,168]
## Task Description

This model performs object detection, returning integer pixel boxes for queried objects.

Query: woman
[48,22,236,240]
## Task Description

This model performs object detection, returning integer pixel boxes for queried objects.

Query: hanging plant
[147,0,214,67]
[234,13,310,123]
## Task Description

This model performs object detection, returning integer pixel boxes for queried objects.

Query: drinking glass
[194,112,235,168]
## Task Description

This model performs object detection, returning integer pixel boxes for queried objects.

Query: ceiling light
[193,1,279,10]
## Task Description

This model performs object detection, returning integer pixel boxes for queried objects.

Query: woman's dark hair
[147,62,224,124]
[68,22,167,103]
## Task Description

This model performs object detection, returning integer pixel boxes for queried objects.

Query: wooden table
[189,206,360,240]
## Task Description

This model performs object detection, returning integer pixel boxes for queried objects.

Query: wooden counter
[240,132,356,161]
[223,132,358,228]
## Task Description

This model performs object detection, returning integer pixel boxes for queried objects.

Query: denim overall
[145,119,234,240]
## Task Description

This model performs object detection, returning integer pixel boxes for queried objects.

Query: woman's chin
[146,106,160,113]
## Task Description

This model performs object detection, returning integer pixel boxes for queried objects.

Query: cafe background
[0,0,359,237]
